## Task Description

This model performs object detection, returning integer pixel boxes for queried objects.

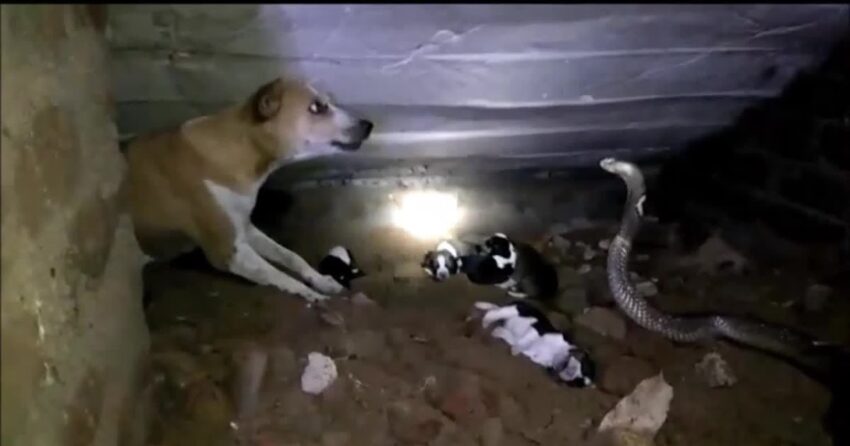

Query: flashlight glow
[391,191,462,240]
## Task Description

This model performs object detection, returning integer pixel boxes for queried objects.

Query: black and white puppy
[421,239,504,283]
[317,246,365,289]
[475,300,595,388]
[482,233,558,302]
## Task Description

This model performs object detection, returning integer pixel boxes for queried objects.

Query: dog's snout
[357,119,374,140]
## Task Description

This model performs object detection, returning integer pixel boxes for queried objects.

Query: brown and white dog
[123,76,373,302]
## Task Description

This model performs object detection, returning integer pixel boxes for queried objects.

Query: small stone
[636,281,658,298]
[550,234,572,254]
[351,292,378,306]
[598,239,611,251]
[576,307,627,340]
[578,264,593,275]
[300,352,338,395]
[583,246,598,261]
[317,309,345,327]
[804,284,832,313]
[695,352,737,388]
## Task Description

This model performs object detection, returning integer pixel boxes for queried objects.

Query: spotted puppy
[317,246,365,289]
[482,233,558,302]
[421,239,501,283]
[475,300,595,388]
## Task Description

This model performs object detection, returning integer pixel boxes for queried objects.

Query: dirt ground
[140,223,848,446]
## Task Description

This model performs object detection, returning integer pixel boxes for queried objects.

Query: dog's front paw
[308,274,345,295]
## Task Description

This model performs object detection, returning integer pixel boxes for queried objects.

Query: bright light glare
[391,190,462,240]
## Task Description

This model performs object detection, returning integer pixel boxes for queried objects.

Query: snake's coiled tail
[599,157,826,360]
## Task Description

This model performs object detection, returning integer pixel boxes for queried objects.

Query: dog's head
[553,348,596,388]
[484,233,517,270]
[421,250,460,282]
[246,77,373,159]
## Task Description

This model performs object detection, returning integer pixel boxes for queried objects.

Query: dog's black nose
[358,119,374,139]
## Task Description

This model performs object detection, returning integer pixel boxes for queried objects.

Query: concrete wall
[1,5,149,446]
[106,5,850,179]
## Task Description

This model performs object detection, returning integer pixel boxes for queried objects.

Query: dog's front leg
[228,241,330,303]
[246,225,344,295]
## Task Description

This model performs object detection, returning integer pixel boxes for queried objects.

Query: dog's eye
[308,100,329,115]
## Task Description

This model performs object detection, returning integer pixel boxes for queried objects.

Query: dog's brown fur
[123,76,373,301]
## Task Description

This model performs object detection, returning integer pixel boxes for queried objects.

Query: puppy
[476,301,595,388]
[421,239,492,282]
[483,233,558,301]
[123,76,373,302]
[317,246,365,289]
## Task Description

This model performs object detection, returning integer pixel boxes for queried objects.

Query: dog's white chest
[204,179,258,235]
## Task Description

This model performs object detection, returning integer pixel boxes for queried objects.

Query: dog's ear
[249,78,284,122]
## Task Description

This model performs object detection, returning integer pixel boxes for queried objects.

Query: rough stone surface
[695,352,738,388]
[1,6,149,445]
[576,307,628,340]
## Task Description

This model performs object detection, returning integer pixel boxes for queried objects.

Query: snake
[599,157,841,362]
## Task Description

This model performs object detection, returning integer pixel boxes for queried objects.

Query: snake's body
[600,158,827,360]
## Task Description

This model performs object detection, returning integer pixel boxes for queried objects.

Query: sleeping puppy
[475,300,595,388]
[482,233,559,302]
[317,246,365,289]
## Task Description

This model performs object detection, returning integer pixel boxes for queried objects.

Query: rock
[393,261,424,282]
[300,352,338,395]
[317,308,346,327]
[576,307,627,340]
[600,356,657,395]
[549,234,572,256]
[682,234,749,275]
[578,264,593,275]
[589,429,656,446]
[635,281,658,298]
[387,399,445,444]
[479,418,504,446]
[351,291,378,306]
[231,345,268,421]
[598,239,611,251]
[695,352,737,388]
[583,245,598,261]
[555,286,589,315]
[804,284,832,312]
[598,374,674,438]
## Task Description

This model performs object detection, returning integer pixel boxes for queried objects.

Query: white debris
[695,352,737,388]
[598,373,674,437]
[300,352,338,395]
